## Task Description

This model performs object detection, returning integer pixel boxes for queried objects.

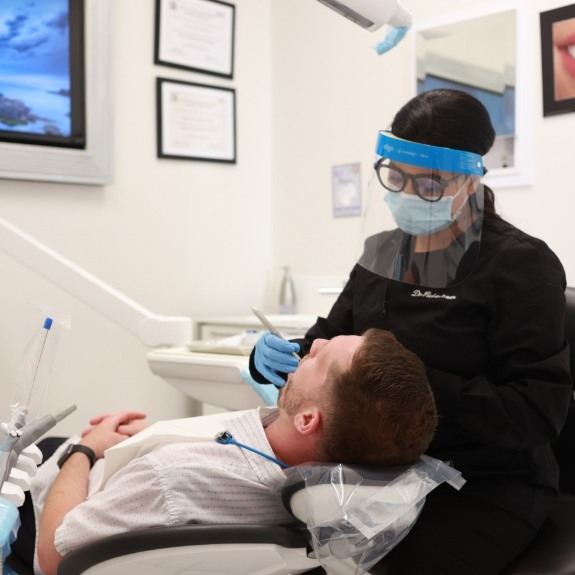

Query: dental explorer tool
[251,307,300,360]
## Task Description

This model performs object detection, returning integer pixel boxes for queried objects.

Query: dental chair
[57,460,437,575]
[55,288,575,575]
[500,286,575,575]
[57,524,317,575]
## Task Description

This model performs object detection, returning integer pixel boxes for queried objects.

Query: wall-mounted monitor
[0,0,85,150]
[0,0,111,185]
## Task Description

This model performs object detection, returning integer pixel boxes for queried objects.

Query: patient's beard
[282,385,306,416]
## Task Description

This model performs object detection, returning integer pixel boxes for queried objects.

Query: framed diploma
[157,78,236,163]
[155,0,235,78]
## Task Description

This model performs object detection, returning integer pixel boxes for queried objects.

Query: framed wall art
[155,0,235,79]
[416,2,534,189]
[157,78,236,163]
[0,0,85,149]
[541,4,575,116]
[0,0,113,185]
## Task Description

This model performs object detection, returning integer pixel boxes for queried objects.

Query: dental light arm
[315,0,412,54]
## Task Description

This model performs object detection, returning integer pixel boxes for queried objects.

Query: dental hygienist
[250,89,572,575]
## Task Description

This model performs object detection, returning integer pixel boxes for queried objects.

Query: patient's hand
[81,411,148,438]
[117,418,149,436]
[80,411,148,458]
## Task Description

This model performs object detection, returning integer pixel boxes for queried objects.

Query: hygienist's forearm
[37,453,91,575]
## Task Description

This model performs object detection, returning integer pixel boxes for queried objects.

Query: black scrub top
[250,216,572,496]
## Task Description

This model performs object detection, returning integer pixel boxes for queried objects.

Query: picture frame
[416,2,535,190]
[157,78,236,163]
[0,0,86,150]
[155,0,235,79]
[540,4,575,117]
[0,0,112,185]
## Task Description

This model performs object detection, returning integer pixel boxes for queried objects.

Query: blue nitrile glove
[254,332,300,387]
[240,368,279,406]
[0,497,20,567]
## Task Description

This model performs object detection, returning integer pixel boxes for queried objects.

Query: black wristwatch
[57,444,97,469]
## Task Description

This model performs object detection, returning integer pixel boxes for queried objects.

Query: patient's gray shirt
[32,408,292,571]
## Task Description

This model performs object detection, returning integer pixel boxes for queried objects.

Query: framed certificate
[157,78,236,163]
[155,0,235,78]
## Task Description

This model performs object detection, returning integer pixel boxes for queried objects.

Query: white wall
[0,0,274,433]
[1,0,574,434]
[271,0,575,291]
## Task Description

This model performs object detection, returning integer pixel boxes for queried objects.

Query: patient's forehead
[327,335,362,360]
[284,335,362,394]
[318,335,363,376]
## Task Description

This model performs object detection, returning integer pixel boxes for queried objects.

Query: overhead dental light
[315,0,412,54]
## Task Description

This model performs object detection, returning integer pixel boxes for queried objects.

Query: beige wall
[1,0,574,433]
[271,0,575,287]
[0,0,274,433]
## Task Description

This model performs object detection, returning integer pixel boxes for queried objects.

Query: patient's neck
[265,411,318,467]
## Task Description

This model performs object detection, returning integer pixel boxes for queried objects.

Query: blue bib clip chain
[215,431,289,469]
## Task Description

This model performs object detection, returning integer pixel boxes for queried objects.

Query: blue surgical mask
[384,187,467,236]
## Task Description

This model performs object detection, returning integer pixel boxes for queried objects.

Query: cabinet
[148,314,316,411]
[195,314,316,340]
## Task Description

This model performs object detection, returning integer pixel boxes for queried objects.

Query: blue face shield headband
[375,131,484,176]
[358,130,486,288]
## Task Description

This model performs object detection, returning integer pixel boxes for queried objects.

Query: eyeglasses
[374,159,461,203]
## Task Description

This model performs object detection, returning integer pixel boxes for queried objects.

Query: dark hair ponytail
[391,89,498,217]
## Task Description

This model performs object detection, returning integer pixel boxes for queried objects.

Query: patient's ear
[293,407,321,436]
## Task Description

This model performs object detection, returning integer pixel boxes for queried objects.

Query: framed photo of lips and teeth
[541,4,575,116]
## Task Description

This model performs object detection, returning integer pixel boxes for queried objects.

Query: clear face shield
[359,131,485,289]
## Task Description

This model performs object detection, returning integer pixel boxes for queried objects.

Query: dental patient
[13,328,437,575]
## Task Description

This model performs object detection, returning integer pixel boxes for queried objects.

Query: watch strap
[58,444,97,469]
